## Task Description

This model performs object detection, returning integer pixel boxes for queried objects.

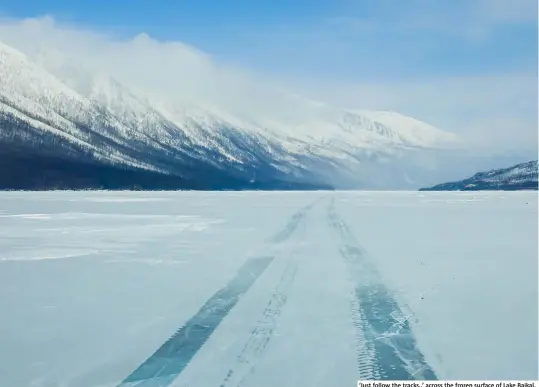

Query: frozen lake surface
[0,191,537,386]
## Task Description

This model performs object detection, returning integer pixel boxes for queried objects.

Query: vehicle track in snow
[116,197,322,387]
[217,199,317,387]
[116,256,274,387]
[269,197,323,244]
[218,258,299,387]
[326,198,437,381]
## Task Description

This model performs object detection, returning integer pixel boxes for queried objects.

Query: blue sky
[0,0,537,153]
[1,0,537,81]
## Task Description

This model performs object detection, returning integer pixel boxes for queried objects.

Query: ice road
[0,191,537,386]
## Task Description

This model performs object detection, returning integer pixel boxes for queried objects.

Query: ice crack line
[327,198,437,381]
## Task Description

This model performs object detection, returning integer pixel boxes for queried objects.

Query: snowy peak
[0,41,91,115]
[2,38,458,153]
[0,39,460,190]
[357,110,459,148]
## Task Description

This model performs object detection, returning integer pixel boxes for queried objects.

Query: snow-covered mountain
[420,160,538,191]
[0,40,460,190]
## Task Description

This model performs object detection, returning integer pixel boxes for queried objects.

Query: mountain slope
[0,40,459,190]
[419,160,538,191]
[0,42,327,190]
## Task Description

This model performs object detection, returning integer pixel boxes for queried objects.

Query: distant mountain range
[420,160,538,191]
[0,40,467,190]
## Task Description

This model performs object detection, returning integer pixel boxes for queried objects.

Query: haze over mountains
[0,38,530,190]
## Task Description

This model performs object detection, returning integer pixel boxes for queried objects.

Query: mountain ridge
[419,160,538,191]
[0,40,460,190]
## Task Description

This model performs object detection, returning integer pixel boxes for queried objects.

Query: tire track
[327,198,437,381]
[116,256,274,387]
[270,198,323,244]
[217,199,318,387]
[219,259,299,387]
[116,198,321,387]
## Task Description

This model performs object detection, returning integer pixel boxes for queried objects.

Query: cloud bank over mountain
[0,13,536,157]
[0,12,535,190]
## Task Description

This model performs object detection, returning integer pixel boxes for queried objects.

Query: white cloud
[0,15,536,157]
[0,16,262,105]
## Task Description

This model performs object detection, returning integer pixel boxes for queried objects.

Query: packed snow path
[0,191,536,386]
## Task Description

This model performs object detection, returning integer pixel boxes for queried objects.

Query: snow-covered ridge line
[0,40,459,190]
[420,160,538,191]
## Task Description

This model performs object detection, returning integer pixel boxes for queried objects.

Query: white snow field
[0,191,537,387]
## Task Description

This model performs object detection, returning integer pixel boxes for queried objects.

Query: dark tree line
[0,112,332,191]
